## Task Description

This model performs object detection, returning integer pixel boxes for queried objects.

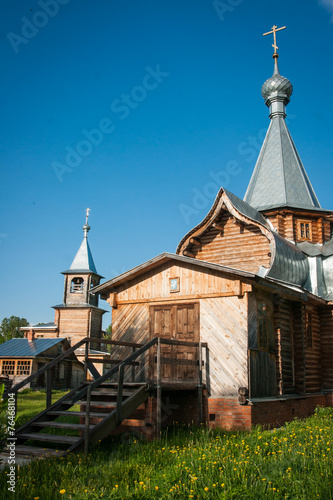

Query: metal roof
[0,338,67,358]
[20,322,57,330]
[244,116,321,211]
[268,233,309,287]
[244,58,321,212]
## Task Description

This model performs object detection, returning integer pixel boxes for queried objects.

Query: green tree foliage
[102,324,112,353]
[0,316,29,344]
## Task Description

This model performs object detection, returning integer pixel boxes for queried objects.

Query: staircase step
[17,433,78,444]
[47,410,108,418]
[98,382,145,388]
[122,419,146,427]
[1,445,65,458]
[90,390,134,396]
[74,401,116,407]
[31,421,93,431]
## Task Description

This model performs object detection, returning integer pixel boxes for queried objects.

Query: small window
[1,360,15,376]
[16,360,32,376]
[70,277,84,293]
[298,221,312,241]
[306,312,313,348]
[258,301,268,350]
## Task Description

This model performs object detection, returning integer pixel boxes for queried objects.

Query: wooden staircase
[1,336,206,464]
[1,381,149,463]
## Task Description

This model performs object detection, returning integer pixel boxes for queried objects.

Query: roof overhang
[91,251,326,305]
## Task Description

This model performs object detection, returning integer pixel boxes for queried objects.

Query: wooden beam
[198,342,203,423]
[183,250,195,258]
[84,384,91,455]
[234,280,244,297]
[212,222,224,231]
[116,290,252,305]
[190,238,201,246]
[108,293,118,309]
[156,337,162,439]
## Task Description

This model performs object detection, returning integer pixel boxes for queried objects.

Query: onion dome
[261,55,293,117]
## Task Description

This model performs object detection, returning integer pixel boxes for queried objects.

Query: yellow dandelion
[60,490,66,495]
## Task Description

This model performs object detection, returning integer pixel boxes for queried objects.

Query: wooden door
[150,303,199,383]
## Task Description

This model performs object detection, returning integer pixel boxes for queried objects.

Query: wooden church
[2,28,333,461]
[91,31,333,430]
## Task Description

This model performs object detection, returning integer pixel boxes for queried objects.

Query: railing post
[84,384,91,455]
[46,368,52,408]
[198,342,203,424]
[116,363,125,425]
[84,340,89,382]
[131,346,136,382]
[156,337,162,439]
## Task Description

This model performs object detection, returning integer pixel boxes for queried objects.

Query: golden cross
[85,208,91,224]
[263,25,286,54]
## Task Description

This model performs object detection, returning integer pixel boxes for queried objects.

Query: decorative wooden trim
[116,289,252,305]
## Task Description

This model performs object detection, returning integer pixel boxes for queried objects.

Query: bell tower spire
[52,210,106,345]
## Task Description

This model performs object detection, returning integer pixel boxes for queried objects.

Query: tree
[0,316,29,344]
[102,323,112,354]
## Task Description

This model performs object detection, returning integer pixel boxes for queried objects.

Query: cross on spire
[85,208,91,224]
[263,25,286,55]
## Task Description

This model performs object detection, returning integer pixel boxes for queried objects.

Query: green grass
[1,402,333,499]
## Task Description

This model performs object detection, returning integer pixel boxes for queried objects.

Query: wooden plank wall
[200,296,248,396]
[275,299,295,395]
[319,306,333,389]
[291,303,305,394]
[111,303,149,382]
[292,303,322,393]
[58,308,90,345]
[115,262,244,303]
[190,214,271,273]
[304,305,322,392]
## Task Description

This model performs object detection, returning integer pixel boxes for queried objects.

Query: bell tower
[53,209,106,345]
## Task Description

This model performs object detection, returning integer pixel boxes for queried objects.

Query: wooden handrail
[2,336,146,399]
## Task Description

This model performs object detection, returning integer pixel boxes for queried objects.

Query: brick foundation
[87,390,333,440]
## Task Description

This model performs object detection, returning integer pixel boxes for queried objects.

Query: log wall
[189,215,271,273]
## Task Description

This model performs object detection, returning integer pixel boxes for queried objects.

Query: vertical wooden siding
[200,296,248,396]
[320,306,333,389]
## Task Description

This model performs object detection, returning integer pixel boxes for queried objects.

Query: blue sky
[1,0,333,328]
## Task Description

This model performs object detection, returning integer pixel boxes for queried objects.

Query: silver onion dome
[261,72,293,100]
[261,55,293,117]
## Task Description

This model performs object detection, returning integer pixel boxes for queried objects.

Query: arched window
[70,277,84,293]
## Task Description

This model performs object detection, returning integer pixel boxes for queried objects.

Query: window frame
[0,359,32,376]
[297,220,312,241]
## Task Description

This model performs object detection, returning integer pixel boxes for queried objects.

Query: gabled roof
[92,252,256,295]
[0,338,67,358]
[243,116,322,211]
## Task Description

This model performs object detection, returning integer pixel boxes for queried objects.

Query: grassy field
[0,392,333,499]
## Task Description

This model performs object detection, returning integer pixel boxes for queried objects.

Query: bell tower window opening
[298,221,312,241]
[70,277,84,293]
